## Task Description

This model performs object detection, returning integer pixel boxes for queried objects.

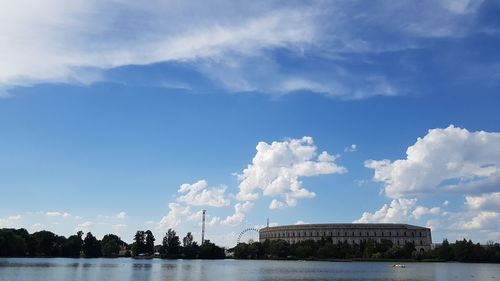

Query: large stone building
[259,223,432,252]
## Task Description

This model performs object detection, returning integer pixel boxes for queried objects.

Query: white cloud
[0,215,21,227]
[207,201,254,227]
[222,201,253,225]
[443,200,450,206]
[209,201,254,227]
[465,192,500,211]
[269,199,286,209]
[412,206,441,219]
[112,224,127,229]
[236,136,346,208]
[158,203,192,230]
[76,221,94,231]
[46,211,72,218]
[425,219,441,232]
[0,1,315,90]
[295,220,307,225]
[455,211,500,230]
[115,211,126,219]
[0,1,484,98]
[344,144,358,153]
[32,223,45,229]
[354,198,418,223]
[177,180,230,207]
[365,125,500,199]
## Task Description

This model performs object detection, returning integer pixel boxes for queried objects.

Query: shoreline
[2,256,498,264]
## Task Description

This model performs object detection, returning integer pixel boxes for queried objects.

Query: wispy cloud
[0,0,487,98]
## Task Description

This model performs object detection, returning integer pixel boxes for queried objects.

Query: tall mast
[201,209,206,244]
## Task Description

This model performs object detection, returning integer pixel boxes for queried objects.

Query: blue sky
[1,0,500,246]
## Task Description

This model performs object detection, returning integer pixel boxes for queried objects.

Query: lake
[0,258,498,281]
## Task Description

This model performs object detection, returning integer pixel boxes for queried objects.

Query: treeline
[430,239,500,263]
[0,228,126,257]
[232,238,500,263]
[131,228,225,259]
[0,228,225,259]
[233,239,416,260]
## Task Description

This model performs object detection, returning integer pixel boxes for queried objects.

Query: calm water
[0,258,498,281]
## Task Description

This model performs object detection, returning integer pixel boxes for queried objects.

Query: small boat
[392,264,406,268]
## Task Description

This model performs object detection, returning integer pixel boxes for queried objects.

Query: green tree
[182,232,194,247]
[198,240,225,259]
[145,230,155,255]
[0,229,27,257]
[132,231,146,256]
[268,240,290,258]
[83,232,101,257]
[30,230,58,256]
[182,232,198,259]
[437,239,454,260]
[63,231,83,257]
[101,234,124,257]
[162,229,180,258]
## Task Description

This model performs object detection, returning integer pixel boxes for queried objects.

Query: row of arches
[261,229,427,240]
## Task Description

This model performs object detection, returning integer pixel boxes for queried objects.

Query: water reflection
[0,258,498,281]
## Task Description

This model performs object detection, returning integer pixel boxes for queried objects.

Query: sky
[1,0,500,247]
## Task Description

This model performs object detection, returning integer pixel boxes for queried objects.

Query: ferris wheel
[236,228,260,244]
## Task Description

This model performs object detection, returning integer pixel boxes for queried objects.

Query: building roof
[260,223,429,231]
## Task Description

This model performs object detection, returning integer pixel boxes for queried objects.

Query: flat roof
[260,223,429,231]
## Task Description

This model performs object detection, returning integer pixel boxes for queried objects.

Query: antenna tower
[201,209,206,244]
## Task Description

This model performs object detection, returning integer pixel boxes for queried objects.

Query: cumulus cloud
[236,136,346,208]
[465,192,500,211]
[354,199,418,223]
[222,201,253,225]
[354,198,442,223]
[359,125,500,240]
[177,180,230,207]
[365,125,500,198]
[208,201,254,226]
[412,206,441,219]
[455,211,500,230]
[269,199,286,209]
[158,203,193,230]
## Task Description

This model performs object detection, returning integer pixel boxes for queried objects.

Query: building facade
[259,223,432,252]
